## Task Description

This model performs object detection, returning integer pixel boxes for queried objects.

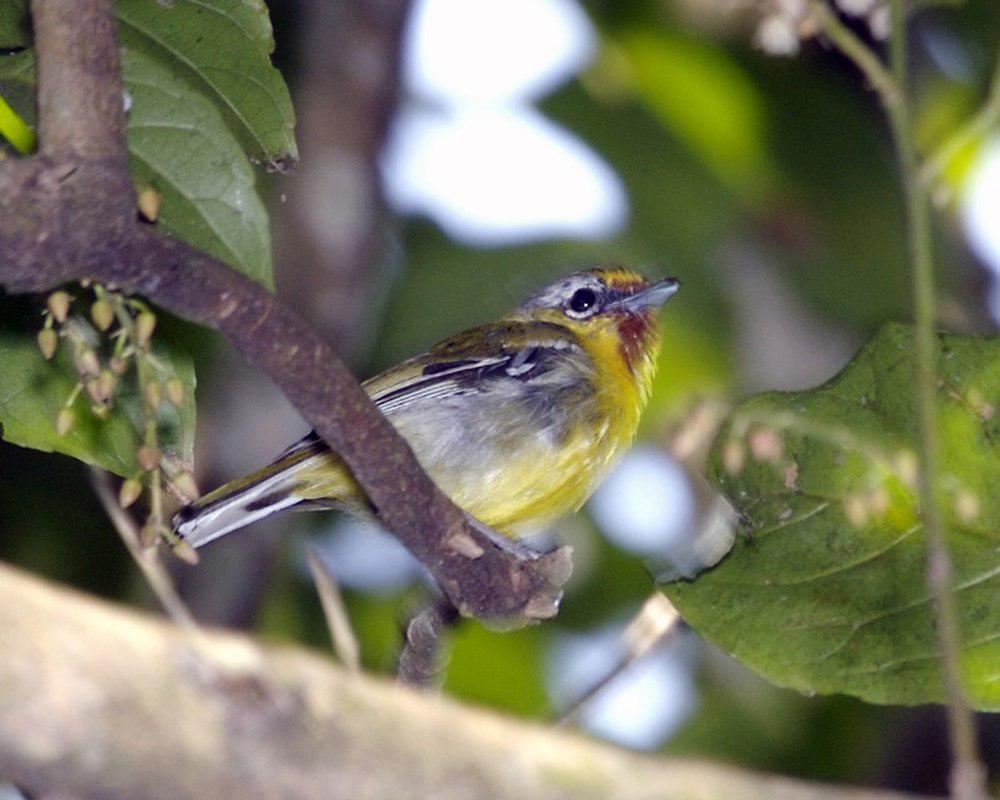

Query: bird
[173,267,680,549]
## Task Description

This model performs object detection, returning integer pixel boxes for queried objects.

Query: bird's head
[514,267,680,379]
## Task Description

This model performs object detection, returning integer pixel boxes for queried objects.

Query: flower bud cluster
[834,0,889,40]
[37,285,198,561]
[754,0,814,57]
[754,0,889,58]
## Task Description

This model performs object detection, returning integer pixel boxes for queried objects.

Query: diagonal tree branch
[0,0,571,625]
[0,561,940,800]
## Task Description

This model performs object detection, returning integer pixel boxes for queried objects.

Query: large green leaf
[0,324,196,477]
[116,0,296,168]
[663,325,1000,707]
[124,49,273,288]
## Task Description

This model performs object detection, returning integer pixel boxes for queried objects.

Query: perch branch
[805,1,900,107]
[0,0,571,625]
[89,467,197,630]
[0,562,941,800]
[307,547,361,673]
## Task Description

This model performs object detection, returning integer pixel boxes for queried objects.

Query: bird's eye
[567,287,598,316]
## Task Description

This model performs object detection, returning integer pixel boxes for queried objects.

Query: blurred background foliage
[1,0,998,796]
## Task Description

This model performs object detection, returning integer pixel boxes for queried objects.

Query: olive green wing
[362,320,583,414]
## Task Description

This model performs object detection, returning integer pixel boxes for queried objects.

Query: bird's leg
[396,593,459,688]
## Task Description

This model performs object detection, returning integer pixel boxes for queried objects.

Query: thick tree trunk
[0,563,931,800]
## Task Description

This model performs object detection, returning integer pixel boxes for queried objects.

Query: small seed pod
[165,377,185,406]
[868,5,890,39]
[755,14,799,57]
[172,471,200,502]
[56,407,75,436]
[109,354,129,375]
[119,477,143,509]
[954,489,980,523]
[134,311,156,349]
[85,378,103,403]
[37,328,58,360]
[73,346,101,378]
[97,369,117,400]
[86,372,115,405]
[144,380,163,411]
[137,186,162,223]
[47,291,71,323]
[172,539,200,565]
[139,522,159,548]
[91,298,115,332]
[136,445,162,471]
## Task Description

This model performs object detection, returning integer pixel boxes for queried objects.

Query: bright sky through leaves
[380,0,627,246]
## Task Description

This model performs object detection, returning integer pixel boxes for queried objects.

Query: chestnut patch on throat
[616,310,656,371]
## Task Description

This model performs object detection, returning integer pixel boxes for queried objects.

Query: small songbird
[173,267,680,549]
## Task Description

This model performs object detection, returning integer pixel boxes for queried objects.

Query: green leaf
[116,0,297,168]
[445,624,551,716]
[124,49,273,288]
[0,323,196,477]
[663,325,1000,708]
[611,29,775,199]
[0,89,35,153]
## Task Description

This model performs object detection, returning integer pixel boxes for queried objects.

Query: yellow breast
[463,311,660,536]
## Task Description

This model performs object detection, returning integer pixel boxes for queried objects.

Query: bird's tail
[172,436,326,549]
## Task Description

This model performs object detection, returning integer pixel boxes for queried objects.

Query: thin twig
[307,546,361,673]
[803,4,987,795]
[885,3,986,798]
[557,592,683,726]
[805,0,901,108]
[89,467,197,629]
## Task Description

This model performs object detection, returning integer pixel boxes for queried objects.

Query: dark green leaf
[116,0,297,168]
[124,49,273,288]
[663,325,1000,708]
